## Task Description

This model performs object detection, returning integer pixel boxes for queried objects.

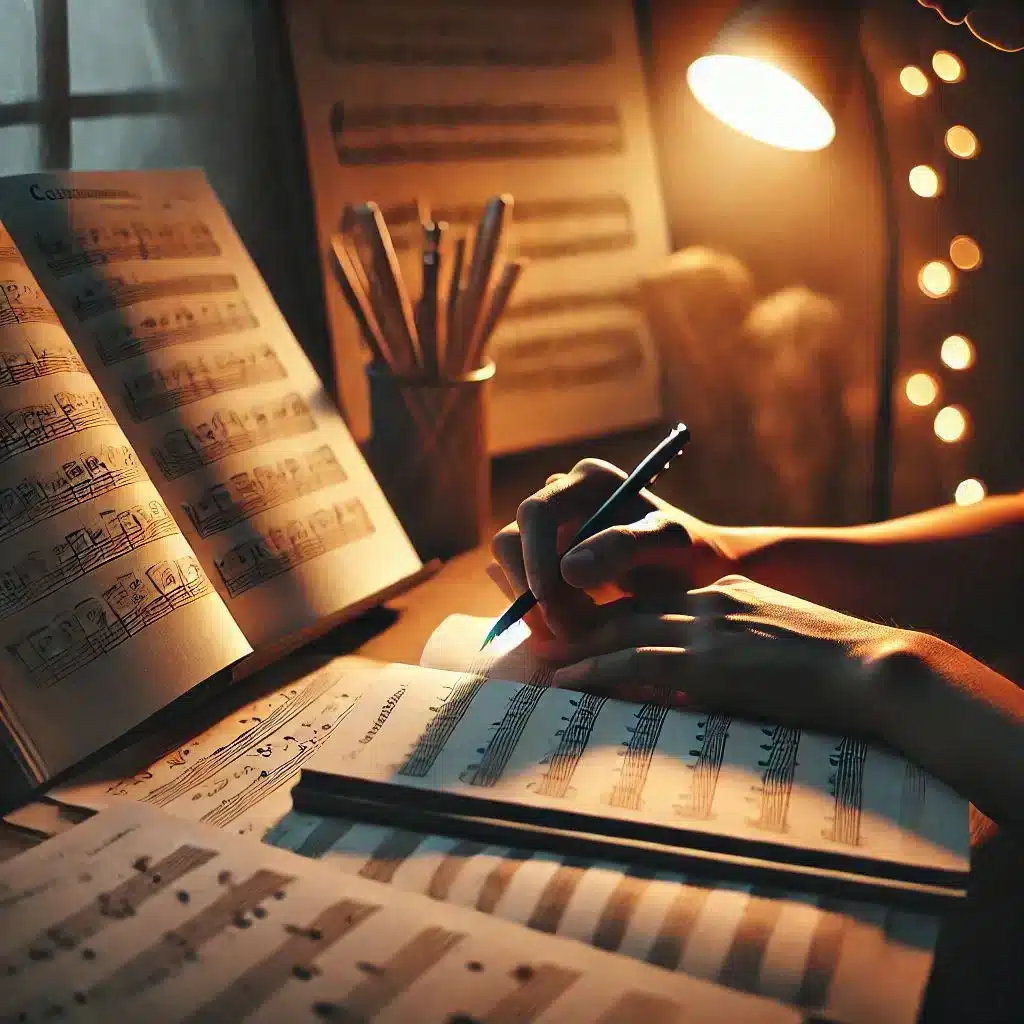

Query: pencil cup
[365,360,495,562]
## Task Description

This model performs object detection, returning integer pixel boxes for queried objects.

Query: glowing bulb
[934,405,968,443]
[899,65,930,95]
[905,372,938,406]
[932,51,964,83]
[954,478,986,505]
[941,334,975,370]
[686,55,835,151]
[918,261,955,298]
[945,125,979,158]
[949,235,982,270]
[908,165,941,197]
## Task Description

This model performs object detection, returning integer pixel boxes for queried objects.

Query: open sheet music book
[0,168,424,789]
[0,802,802,1022]
[292,614,969,905]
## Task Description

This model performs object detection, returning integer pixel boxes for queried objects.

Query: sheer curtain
[0,0,332,384]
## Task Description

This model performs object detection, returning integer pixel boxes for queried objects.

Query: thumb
[559,511,692,589]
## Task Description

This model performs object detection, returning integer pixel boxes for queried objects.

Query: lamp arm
[857,38,901,523]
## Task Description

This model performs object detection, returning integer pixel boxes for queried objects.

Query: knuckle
[570,457,619,480]
[713,573,753,588]
[490,524,520,562]
[516,494,551,531]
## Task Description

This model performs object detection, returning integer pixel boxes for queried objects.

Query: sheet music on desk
[0,802,802,1023]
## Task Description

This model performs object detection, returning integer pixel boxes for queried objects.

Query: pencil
[329,233,396,372]
[417,221,443,378]
[445,234,467,375]
[466,259,525,371]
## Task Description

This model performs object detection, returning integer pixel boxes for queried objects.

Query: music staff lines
[0,500,179,620]
[399,677,487,778]
[748,726,801,834]
[0,340,88,389]
[152,393,317,481]
[183,444,347,539]
[607,702,670,811]
[461,684,545,788]
[0,226,19,263]
[534,693,606,798]
[72,272,239,321]
[214,497,375,599]
[7,555,214,690]
[95,296,259,365]
[823,737,868,847]
[1,279,62,330]
[675,714,731,820]
[0,444,146,545]
[36,218,220,278]
[123,345,287,421]
[0,390,113,467]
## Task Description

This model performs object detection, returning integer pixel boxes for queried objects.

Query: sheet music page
[0,803,799,1023]
[284,0,669,452]
[45,655,386,842]
[302,657,969,880]
[0,224,250,785]
[0,171,422,652]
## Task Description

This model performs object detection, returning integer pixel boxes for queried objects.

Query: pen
[481,422,691,648]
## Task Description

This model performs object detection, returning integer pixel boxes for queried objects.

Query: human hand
[546,574,899,737]
[918,1,1024,51]
[489,458,733,641]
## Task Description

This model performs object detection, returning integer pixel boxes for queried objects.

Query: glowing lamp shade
[687,56,836,151]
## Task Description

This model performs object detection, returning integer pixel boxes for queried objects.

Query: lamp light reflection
[932,51,964,83]
[949,235,982,270]
[941,334,975,370]
[934,405,968,442]
[945,125,979,158]
[918,261,955,298]
[905,372,938,406]
[955,478,985,505]
[908,165,941,197]
[899,65,930,95]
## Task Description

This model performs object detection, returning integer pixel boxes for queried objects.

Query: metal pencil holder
[365,360,495,562]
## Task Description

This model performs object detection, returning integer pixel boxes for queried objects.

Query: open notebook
[0,802,802,1023]
[0,169,424,790]
[293,614,969,905]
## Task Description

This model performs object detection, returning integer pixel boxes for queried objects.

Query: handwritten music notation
[460,684,544,788]
[94,295,259,365]
[214,498,375,599]
[675,713,731,821]
[7,555,213,689]
[823,737,868,847]
[400,677,486,779]
[71,272,239,321]
[0,224,19,263]
[0,390,113,468]
[0,338,87,390]
[0,444,147,545]
[35,218,220,277]
[183,445,347,539]
[1,278,62,330]
[607,702,670,811]
[123,345,287,422]
[0,499,179,620]
[749,726,801,834]
[152,393,317,481]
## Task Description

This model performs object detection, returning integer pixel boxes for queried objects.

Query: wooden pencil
[329,233,396,372]
[466,259,525,371]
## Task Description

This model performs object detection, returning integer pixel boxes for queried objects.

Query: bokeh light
[945,125,979,158]
[908,165,941,197]
[954,478,986,505]
[940,334,975,370]
[905,372,938,406]
[918,261,955,298]
[949,235,982,270]
[932,51,964,83]
[899,66,930,95]
[934,405,968,442]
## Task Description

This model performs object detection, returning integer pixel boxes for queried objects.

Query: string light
[945,125,979,158]
[940,334,975,370]
[949,235,982,270]
[908,165,941,197]
[918,260,955,298]
[905,372,938,406]
[899,66,930,95]
[934,405,968,442]
[954,478,986,505]
[932,51,965,83]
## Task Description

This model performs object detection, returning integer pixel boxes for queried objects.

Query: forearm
[864,632,1024,836]
[717,494,1024,662]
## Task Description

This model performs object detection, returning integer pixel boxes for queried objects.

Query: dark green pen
[481,422,691,648]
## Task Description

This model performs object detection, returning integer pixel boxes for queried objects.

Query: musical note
[0,443,147,545]
[0,338,87,389]
[182,445,347,538]
[71,272,239,321]
[606,701,670,811]
[6,555,214,689]
[214,497,375,598]
[533,693,606,798]
[93,295,259,365]
[460,684,544,787]
[151,394,318,481]
[399,677,487,778]
[0,390,114,467]
[0,224,20,263]
[675,714,731,820]
[123,345,287,421]
[747,726,801,834]
[821,737,868,847]
[35,217,220,277]
[0,277,62,330]
[0,500,180,619]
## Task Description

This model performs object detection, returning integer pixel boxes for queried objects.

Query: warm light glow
[941,334,975,370]
[918,261,955,298]
[934,405,968,442]
[686,55,836,151]
[905,372,938,406]
[932,51,964,83]
[945,125,979,158]
[899,65,930,95]
[908,165,941,197]
[949,235,982,270]
[954,478,986,505]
